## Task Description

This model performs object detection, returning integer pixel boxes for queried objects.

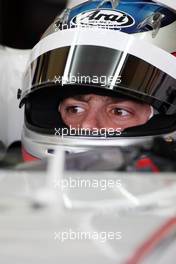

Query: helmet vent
[138,12,165,38]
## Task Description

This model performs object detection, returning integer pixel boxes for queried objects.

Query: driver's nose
[79,110,103,130]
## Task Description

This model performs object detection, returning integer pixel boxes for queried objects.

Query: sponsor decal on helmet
[71,9,135,29]
[68,0,176,34]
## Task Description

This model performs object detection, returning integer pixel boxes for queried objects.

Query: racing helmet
[18,0,176,160]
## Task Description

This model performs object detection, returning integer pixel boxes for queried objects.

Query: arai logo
[71,9,135,28]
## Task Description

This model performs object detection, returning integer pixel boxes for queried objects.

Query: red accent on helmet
[172,52,176,57]
[135,157,160,173]
[22,147,40,162]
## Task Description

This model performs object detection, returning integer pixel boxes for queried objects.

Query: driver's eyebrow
[70,95,89,102]
[67,95,124,103]
[65,94,144,105]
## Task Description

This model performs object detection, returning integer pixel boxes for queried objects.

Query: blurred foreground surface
[0,151,176,264]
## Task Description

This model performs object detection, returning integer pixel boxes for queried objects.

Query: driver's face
[59,94,152,131]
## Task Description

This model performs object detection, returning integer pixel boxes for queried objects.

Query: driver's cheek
[63,114,85,128]
[104,114,140,130]
[115,115,148,130]
[64,110,105,129]
[64,113,133,130]
[63,111,145,130]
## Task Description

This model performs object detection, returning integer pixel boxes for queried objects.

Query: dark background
[0,0,67,49]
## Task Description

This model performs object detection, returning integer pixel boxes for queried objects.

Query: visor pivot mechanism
[54,8,70,31]
[96,0,120,10]
[138,12,165,38]
[17,89,22,100]
[165,136,174,143]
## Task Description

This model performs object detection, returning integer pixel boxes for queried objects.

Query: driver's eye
[65,106,85,114]
[112,108,130,116]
